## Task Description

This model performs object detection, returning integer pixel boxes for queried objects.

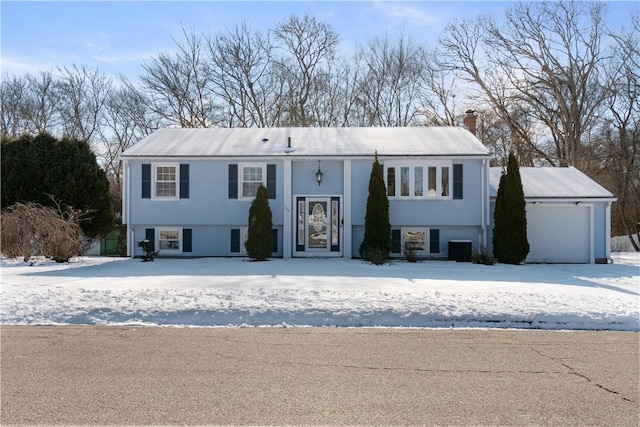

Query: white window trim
[157,227,182,253]
[152,163,179,200]
[238,162,267,201]
[401,227,428,255]
[385,161,452,200]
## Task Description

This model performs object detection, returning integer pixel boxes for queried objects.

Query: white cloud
[0,54,60,76]
[44,30,111,54]
[92,50,157,65]
[371,1,437,27]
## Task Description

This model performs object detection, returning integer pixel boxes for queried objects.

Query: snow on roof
[121,127,491,158]
[489,167,615,199]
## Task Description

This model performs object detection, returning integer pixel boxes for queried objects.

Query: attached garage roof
[121,127,491,158]
[489,167,615,199]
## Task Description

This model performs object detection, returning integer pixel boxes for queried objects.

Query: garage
[489,166,616,264]
[526,204,590,263]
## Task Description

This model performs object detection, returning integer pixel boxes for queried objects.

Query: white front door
[295,196,341,256]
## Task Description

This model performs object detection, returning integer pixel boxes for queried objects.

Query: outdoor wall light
[315,160,323,186]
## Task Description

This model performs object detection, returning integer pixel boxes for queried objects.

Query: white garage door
[526,205,590,263]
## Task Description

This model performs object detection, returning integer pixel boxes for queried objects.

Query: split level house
[120,126,615,264]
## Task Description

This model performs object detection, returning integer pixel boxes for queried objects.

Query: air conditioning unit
[448,240,472,262]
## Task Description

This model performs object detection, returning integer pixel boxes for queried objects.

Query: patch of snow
[612,235,640,252]
[1,255,638,330]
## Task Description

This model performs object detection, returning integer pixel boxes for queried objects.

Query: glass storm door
[307,199,329,250]
[296,197,340,254]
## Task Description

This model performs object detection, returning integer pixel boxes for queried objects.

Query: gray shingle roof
[489,167,615,199]
[121,127,491,158]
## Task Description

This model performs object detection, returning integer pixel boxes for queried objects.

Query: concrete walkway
[1,326,638,425]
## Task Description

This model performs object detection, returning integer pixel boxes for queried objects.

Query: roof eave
[489,196,617,202]
[120,153,492,161]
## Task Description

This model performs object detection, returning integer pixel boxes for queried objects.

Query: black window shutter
[430,229,440,253]
[267,164,276,199]
[145,228,155,251]
[391,229,401,254]
[271,229,278,253]
[230,229,240,253]
[180,164,189,199]
[142,164,151,198]
[228,164,238,199]
[183,228,192,252]
[453,164,463,200]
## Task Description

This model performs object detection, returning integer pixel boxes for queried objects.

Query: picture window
[385,162,452,200]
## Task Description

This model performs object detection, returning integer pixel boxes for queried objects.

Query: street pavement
[1,326,638,426]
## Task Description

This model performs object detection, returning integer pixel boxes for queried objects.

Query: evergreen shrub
[246,185,273,261]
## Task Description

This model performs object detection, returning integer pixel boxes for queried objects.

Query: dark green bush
[471,248,496,265]
[493,152,530,264]
[137,240,158,262]
[359,152,391,264]
[246,185,273,261]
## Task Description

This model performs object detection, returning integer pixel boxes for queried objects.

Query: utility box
[448,240,472,262]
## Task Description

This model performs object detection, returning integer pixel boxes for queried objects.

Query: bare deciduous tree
[24,71,58,135]
[273,14,339,126]
[55,65,112,142]
[141,28,221,128]
[491,1,608,168]
[592,16,640,249]
[97,78,161,206]
[438,1,609,167]
[1,74,29,139]
[306,59,362,127]
[417,49,459,127]
[355,34,426,127]
[1,201,89,262]
[207,23,281,127]
[438,16,549,166]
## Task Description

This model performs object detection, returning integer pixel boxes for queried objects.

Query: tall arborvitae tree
[246,184,273,261]
[493,152,530,264]
[359,152,391,264]
[1,133,113,239]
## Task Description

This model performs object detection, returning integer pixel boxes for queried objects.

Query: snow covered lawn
[1,254,638,330]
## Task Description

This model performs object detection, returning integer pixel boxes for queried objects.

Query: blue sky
[1,1,637,80]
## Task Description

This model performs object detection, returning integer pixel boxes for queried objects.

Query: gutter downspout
[122,159,133,258]
[480,158,488,249]
[606,201,612,262]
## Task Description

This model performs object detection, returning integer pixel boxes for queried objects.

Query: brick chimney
[463,110,477,136]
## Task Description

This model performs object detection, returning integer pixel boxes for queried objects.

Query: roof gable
[121,127,491,158]
[489,167,615,199]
